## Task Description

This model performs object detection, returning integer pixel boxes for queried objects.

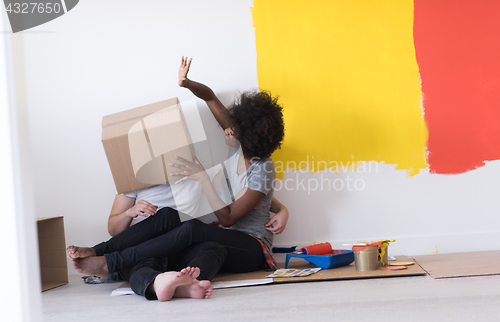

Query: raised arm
[108,195,158,236]
[178,57,231,129]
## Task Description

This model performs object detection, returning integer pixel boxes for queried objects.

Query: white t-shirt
[122,167,220,226]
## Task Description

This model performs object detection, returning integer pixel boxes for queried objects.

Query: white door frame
[0,9,42,322]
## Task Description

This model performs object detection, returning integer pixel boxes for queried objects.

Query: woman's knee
[199,241,227,257]
[180,219,205,232]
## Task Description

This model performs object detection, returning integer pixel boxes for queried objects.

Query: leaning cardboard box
[38,216,68,291]
[102,98,195,194]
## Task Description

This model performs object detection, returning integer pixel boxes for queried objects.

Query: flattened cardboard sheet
[413,250,500,279]
[212,256,426,284]
[112,256,426,294]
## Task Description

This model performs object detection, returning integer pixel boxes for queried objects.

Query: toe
[198,280,211,288]
[191,267,200,279]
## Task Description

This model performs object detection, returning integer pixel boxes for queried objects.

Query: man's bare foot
[153,267,199,302]
[72,256,109,278]
[67,246,96,259]
[174,280,213,299]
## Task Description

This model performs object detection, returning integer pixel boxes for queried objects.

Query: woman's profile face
[224,128,238,147]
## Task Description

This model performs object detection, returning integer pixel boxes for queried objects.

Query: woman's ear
[224,128,234,137]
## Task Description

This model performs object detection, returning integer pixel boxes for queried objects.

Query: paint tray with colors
[285,249,355,269]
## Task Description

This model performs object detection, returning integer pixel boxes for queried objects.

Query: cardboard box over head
[102,98,195,194]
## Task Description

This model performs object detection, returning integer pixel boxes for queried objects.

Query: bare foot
[67,246,96,259]
[72,256,109,278]
[174,280,213,299]
[153,267,198,302]
[172,266,212,299]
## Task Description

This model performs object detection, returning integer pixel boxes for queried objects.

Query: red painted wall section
[414,0,500,174]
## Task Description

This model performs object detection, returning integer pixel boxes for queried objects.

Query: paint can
[352,245,379,271]
[378,241,389,267]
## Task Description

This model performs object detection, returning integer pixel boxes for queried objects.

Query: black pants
[93,207,265,298]
[119,241,227,300]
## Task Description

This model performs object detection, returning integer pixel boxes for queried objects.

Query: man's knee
[153,207,181,227]
[157,207,180,220]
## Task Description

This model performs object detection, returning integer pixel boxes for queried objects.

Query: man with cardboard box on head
[68,57,288,301]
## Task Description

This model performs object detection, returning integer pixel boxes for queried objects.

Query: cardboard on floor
[212,255,426,284]
[413,250,500,279]
[114,255,426,292]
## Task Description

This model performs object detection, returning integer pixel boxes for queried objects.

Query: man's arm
[178,57,230,129]
[108,195,158,236]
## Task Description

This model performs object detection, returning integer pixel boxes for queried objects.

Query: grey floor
[42,274,500,322]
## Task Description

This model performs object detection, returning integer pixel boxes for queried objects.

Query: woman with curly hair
[68,57,286,301]
[173,56,285,251]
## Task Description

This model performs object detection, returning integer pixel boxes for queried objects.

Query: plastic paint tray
[285,249,355,269]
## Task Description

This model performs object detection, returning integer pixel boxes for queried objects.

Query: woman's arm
[108,195,158,236]
[266,197,289,234]
[178,57,231,129]
[270,197,285,214]
[171,156,264,227]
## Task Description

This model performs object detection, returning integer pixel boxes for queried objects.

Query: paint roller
[298,242,333,255]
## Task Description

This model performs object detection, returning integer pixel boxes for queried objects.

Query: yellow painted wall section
[253,0,428,178]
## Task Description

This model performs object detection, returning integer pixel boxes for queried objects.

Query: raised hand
[169,155,209,184]
[178,56,192,87]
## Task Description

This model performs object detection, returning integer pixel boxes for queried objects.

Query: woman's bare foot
[67,246,96,259]
[174,280,213,299]
[153,267,199,302]
[72,256,109,278]
[170,266,212,299]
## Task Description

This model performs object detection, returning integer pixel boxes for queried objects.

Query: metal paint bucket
[353,245,379,271]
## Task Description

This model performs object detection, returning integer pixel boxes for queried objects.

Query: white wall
[19,0,500,275]
[273,162,500,259]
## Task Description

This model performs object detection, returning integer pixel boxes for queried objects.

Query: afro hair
[228,90,285,160]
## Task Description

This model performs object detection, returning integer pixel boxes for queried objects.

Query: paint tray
[285,249,355,269]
